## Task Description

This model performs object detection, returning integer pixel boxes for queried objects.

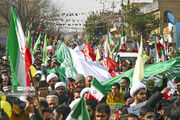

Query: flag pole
[29,70,43,118]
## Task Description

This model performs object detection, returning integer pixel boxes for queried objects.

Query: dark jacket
[56,93,73,105]
[170,92,180,106]
[146,77,167,99]
[145,91,164,109]
[123,91,164,115]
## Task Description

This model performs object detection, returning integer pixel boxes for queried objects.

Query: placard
[108,103,124,120]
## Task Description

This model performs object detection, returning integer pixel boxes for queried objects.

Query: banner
[102,57,180,91]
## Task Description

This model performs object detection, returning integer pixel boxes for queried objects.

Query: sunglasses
[56,88,65,90]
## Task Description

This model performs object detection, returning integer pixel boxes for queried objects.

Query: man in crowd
[67,77,75,99]
[123,92,134,106]
[47,73,58,92]
[46,95,58,110]
[2,75,9,87]
[120,113,139,120]
[170,77,180,105]
[155,99,170,119]
[146,72,167,99]
[38,81,49,98]
[51,58,59,69]
[54,82,72,105]
[80,87,90,101]
[10,97,29,120]
[41,63,47,70]
[75,74,85,89]
[140,106,155,120]
[73,89,81,100]
[130,82,147,106]
[42,108,53,120]
[120,77,130,94]
[85,75,93,87]
[95,103,110,120]
[34,70,42,81]
[53,105,71,120]
[127,82,171,117]
[86,99,98,120]
[0,77,3,91]
[106,82,125,104]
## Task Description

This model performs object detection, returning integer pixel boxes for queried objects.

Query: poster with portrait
[108,103,124,120]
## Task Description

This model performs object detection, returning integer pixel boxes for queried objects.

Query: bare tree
[0,0,61,37]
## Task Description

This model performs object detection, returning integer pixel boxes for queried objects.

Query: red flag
[37,29,42,34]
[106,57,118,72]
[81,41,96,61]
[100,57,119,77]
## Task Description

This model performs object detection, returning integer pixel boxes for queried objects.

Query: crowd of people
[0,46,180,120]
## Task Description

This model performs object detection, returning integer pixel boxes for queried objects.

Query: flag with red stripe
[8,5,32,89]
[88,78,107,102]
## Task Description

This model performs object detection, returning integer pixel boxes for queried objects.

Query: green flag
[43,34,47,64]
[102,57,180,91]
[66,97,90,120]
[54,43,77,79]
[33,33,41,55]
[116,37,121,53]
[85,36,89,44]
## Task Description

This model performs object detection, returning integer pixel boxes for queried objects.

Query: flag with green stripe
[66,97,90,120]
[33,33,41,55]
[43,34,47,64]
[88,78,107,102]
[8,5,32,90]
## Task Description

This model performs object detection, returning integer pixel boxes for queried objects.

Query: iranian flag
[8,5,32,88]
[120,30,127,49]
[154,33,160,63]
[160,35,167,61]
[54,43,112,83]
[88,78,107,102]
[126,58,130,65]
[66,97,90,120]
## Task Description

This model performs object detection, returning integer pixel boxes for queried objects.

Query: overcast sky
[51,0,102,11]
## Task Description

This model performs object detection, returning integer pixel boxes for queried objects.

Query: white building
[51,0,127,33]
